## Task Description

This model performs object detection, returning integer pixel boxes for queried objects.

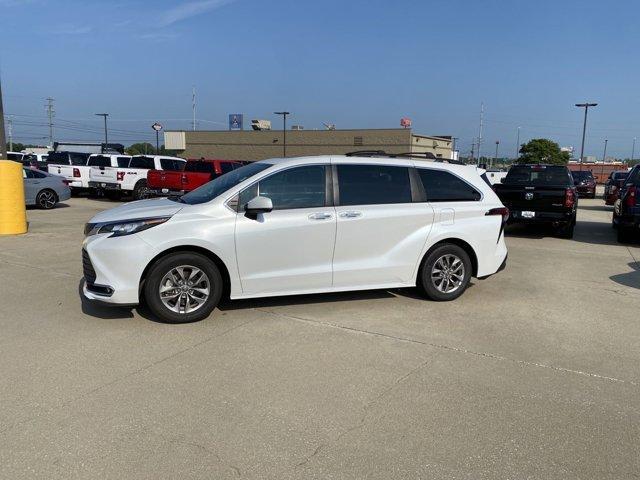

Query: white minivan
[82,155,508,323]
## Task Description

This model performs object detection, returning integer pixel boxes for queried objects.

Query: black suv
[613,165,640,243]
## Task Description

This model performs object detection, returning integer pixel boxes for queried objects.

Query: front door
[235,164,336,295]
[332,163,434,287]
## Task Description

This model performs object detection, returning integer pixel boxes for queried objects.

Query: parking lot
[1,195,639,479]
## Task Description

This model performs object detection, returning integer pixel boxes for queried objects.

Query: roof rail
[345,150,389,157]
[344,150,466,165]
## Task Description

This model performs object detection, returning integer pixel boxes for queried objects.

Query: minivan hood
[89,198,184,223]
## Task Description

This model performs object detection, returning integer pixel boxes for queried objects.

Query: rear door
[234,164,336,295]
[332,162,434,288]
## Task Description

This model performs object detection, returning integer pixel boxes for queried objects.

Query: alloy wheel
[159,265,211,314]
[431,254,465,294]
[38,191,56,209]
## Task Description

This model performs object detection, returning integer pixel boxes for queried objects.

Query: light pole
[274,111,290,157]
[632,137,636,164]
[494,140,500,168]
[0,77,6,159]
[575,102,597,171]
[516,126,521,160]
[601,139,608,182]
[95,113,109,153]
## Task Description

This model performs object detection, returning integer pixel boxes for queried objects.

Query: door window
[130,156,155,169]
[418,169,481,202]
[239,165,326,210]
[337,164,411,206]
[117,157,130,167]
[70,153,90,165]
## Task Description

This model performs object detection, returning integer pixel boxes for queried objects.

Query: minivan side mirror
[245,196,273,219]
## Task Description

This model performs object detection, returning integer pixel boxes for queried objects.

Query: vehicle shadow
[78,279,135,320]
[505,220,622,246]
[26,203,70,210]
[578,204,613,212]
[610,262,640,290]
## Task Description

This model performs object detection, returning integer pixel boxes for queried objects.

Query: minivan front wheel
[419,244,471,301]
[143,252,223,323]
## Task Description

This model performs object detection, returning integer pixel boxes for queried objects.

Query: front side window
[337,164,411,206]
[239,165,326,210]
[419,169,481,202]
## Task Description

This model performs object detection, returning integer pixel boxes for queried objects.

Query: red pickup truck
[148,158,243,196]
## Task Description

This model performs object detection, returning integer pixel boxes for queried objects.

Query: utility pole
[274,111,290,157]
[575,102,597,172]
[631,137,636,164]
[0,78,6,159]
[601,138,608,181]
[192,86,196,131]
[494,140,500,168]
[7,116,12,151]
[477,102,484,165]
[516,126,521,159]
[95,113,109,152]
[470,141,475,163]
[45,97,55,148]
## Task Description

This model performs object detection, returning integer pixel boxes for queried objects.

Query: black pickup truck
[493,164,578,238]
[613,164,640,243]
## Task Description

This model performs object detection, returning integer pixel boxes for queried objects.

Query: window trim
[416,167,484,203]
[334,163,417,207]
[230,163,332,213]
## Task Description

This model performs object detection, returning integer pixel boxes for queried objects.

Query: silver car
[23,168,71,209]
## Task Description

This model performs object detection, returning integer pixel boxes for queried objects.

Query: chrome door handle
[339,211,362,218]
[308,212,333,220]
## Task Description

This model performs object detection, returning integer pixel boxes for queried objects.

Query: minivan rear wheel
[419,244,472,301]
[143,252,223,323]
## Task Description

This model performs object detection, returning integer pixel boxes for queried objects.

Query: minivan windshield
[503,165,573,186]
[178,162,271,205]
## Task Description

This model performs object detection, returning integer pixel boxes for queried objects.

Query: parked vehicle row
[147,158,243,196]
[612,165,640,243]
[82,154,509,323]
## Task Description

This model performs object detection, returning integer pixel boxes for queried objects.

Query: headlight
[85,217,170,237]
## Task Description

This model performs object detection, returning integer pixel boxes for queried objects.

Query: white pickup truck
[88,155,186,200]
[45,151,92,190]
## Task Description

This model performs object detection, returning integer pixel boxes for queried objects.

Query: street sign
[151,122,163,132]
[229,114,243,131]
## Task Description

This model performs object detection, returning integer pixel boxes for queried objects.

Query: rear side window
[117,157,130,168]
[32,170,47,179]
[130,156,155,169]
[46,152,69,165]
[240,165,326,210]
[185,161,214,173]
[419,169,481,202]
[337,165,411,206]
[160,158,185,171]
[70,153,89,165]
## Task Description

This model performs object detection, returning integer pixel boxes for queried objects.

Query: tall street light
[494,140,500,168]
[575,102,597,172]
[515,126,521,160]
[95,113,109,153]
[631,137,636,164]
[0,77,7,159]
[601,138,608,181]
[274,111,290,157]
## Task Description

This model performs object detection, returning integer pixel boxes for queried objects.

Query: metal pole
[477,102,484,165]
[8,116,13,151]
[601,139,608,182]
[451,137,458,160]
[494,140,499,168]
[156,130,160,153]
[274,111,290,157]
[632,137,636,163]
[575,102,597,172]
[0,78,6,159]
[46,97,55,148]
[192,86,196,131]
[516,126,521,159]
[95,113,109,153]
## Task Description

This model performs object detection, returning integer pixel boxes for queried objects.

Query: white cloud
[156,0,236,27]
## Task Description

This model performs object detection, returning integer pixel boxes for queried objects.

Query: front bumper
[576,185,596,196]
[82,233,157,305]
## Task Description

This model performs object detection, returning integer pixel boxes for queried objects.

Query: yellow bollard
[0,160,28,235]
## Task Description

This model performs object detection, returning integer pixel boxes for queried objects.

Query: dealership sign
[229,114,244,130]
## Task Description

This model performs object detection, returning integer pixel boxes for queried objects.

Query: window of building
[337,164,411,206]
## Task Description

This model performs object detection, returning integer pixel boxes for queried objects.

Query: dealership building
[164,128,454,161]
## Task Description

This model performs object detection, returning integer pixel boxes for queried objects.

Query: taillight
[181,174,188,184]
[73,168,81,177]
[625,185,637,207]
[564,188,575,208]
[116,171,125,181]
[486,207,510,223]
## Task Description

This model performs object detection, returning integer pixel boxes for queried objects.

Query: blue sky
[1,0,639,158]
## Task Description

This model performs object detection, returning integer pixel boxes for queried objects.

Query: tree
[126,142,156,155]
[516,138,570,165]
[6,142,26,152]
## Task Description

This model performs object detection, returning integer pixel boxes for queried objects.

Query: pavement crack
[158,433,242,477]
[256,308,637,388]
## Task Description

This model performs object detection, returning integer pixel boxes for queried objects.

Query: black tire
[556,218,575,239]
[617,227,633,244]
[36,189,58,209]
[418,243,472,302]
[143,252,223,323]
[133,180,150,200]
